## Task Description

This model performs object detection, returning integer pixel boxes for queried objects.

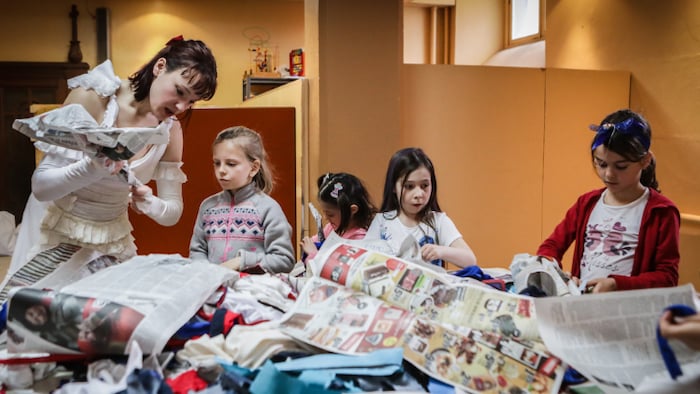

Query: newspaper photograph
[310,241,542,341]
[402,318,565,394]
[7,287,145,355]
[5,254,236,356]
[534,284,700,392]
[278,277,415,354]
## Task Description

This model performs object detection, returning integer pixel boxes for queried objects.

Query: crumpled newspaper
[13,103,169,161]
[509,253,581,296]
[307,202,325,242]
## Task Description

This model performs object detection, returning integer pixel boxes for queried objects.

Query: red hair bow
[166,35,184,46]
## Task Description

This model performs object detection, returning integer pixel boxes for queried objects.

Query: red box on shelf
[289,48,304,77]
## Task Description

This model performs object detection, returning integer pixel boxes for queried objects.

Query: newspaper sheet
[309,239,542,341]
[6,254,236,356]
[279,277,566,393]
[292,238,568,392]
[510,253,580,297]
[0,244,120,305]
[534,284,700,392]
[13,103,169,161]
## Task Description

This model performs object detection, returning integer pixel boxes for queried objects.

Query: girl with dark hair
[7,37,218,280]
[366,148,477,268]
[300,172,377,262]
[537,109,680,292]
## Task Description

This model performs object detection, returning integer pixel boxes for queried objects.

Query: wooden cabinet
[0,62,89,224]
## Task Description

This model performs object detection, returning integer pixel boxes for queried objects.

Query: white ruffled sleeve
[67,60,121,97]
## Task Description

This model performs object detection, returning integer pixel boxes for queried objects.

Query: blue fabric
[274,348,403,374]
[172,320,210,339]
[451,265,493,281]
[563,366,588,385]
[427,377,454,394]
[116,369,173,394]
[657,304,697,380]
[0,302,6,333]
[302,241,324,262]
[248,349,405,394]
[219,364,257,393]
[591,117,650,151]
[249,360,352,394]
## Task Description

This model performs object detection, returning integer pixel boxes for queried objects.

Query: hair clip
[166,35,184,46]
[330,182,343,199]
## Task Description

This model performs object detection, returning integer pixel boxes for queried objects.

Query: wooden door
[130,107,297,258]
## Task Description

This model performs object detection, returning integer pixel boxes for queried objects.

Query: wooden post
[68,4,83,63]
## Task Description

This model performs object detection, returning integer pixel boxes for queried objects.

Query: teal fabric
[275,348,404,375]
[249,348,405,394]
[250,360,355,394]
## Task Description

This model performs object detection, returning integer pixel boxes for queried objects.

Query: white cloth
[0,211,17,256]
[8,60,174,274]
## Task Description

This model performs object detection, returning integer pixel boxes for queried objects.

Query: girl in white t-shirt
[366,147,477,268]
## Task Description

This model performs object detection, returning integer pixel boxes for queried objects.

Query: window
[506,0,544,48]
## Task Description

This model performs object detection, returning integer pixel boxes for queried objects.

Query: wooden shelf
[242,76,300,101]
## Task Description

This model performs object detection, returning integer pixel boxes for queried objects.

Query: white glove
[130,162,185,226]
[32,154,118,202]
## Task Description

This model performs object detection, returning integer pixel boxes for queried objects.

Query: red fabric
[166,369,208,394]
[220,310,241,334]
[537,188,680,290]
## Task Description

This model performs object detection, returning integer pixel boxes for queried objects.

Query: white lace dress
[8,60,183,275]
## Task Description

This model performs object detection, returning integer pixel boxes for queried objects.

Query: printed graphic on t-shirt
[581,220,634,278]
[581,190,646,281]
[418,235,444,267]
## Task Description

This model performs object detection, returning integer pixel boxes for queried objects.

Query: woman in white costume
[6,36,218,279]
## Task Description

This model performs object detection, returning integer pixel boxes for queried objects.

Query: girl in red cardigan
[537,109,680,293]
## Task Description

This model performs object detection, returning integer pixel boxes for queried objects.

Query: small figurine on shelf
[249,47,280,78]
[289,48,304,77]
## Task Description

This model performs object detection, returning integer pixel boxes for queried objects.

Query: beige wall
[404,0,503,65]
[546,0,700,217]
[0,0,304,108]
[314,0,403,203]
[404,6,431,64]
[401,66,630,272]
[453,0,503,65]
[402,65,546,268]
